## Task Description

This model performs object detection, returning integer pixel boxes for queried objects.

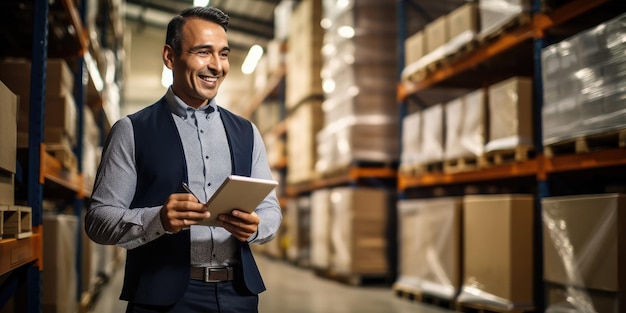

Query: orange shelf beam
[0,227,43,276]
[398,159,539,190]
[243,65,286,119]
[544,148,626,174]
[286,166,397,196]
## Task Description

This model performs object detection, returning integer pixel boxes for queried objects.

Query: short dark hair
[165,7,230,55]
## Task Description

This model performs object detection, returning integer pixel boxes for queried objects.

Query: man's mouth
[199,75,218,82]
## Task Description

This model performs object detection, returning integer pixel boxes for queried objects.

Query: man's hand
[160,193,211,233]
[218,210,260,241]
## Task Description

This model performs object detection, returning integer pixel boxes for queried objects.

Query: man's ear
[162,45,175,69]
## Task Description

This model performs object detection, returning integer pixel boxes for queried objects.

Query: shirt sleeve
[85,117,168,250]
[248,123,283,245]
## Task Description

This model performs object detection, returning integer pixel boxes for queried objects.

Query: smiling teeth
[201,76,217,82]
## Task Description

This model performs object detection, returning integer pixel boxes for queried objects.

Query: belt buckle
[204,267,229,282]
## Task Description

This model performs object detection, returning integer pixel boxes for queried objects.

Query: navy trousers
[125,280,259,313]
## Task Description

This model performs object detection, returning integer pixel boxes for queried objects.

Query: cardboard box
[448,3,479,40]
[395,197,463,299]
[42,213,78,313]
[309,188,331,270]
[329,187,389,275]
[425,15,449,53]
[286,99,324,184]
[285,0,323,109]
[542,194,626,292]
[460,194,534,308]
[0,81,18,174]
[0,173,14,206]
[486,76,533,152]
[0,58,74,108]
[405,31,425,66]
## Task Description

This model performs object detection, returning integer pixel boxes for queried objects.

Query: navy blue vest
[121,99,265,305]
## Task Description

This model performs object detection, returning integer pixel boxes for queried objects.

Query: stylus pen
[182,182,201,201]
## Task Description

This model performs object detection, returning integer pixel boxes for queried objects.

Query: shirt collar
[165,87,217,119]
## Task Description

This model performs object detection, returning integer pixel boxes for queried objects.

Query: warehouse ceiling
[125,0,284,51]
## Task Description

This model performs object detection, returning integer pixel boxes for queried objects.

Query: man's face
[163,18,230,108]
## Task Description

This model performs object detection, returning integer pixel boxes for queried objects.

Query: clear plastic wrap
[420,103,444,164]
[400,111,422,169]
[478,0,530,40]
[542,194,625,313]
[309,188,332,270]
[444,91,487,161]
[315,116,399,173]
[541,13,626,146]
[395,197,463,300]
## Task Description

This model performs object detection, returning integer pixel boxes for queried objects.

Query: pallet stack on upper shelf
[394,0,626,312]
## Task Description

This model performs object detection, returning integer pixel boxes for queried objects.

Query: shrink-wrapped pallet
[394,197,463,299]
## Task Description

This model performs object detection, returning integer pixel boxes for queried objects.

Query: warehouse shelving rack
[0,0,121,311]
[397,0,626,191]
[396,0,626,311]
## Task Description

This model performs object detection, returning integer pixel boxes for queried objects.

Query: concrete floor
[91,256,454,313]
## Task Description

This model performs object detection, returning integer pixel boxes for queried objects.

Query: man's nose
[207,53,222,72]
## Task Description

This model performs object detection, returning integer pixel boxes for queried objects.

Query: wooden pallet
[400,161,444,176]
[405,67,429,83]
[544,129,626,158]
[483,145,534,167]
[314,268,390,286]
[445,39,478,64]
[393,284,456,310]
[46,143,78,171]
[444,155,486,173]
[456,301,535,313]
[2,205,33,239]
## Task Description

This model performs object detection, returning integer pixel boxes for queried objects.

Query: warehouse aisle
[91,255,453,313]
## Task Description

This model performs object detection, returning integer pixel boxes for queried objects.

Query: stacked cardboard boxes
[0,58,78,171]
[329,187,389,277]
[285,0,325,184]
[317,0,399,174]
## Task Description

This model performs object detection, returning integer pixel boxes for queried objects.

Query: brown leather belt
[190,266,235,282]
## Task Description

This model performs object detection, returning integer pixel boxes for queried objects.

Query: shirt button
[208,183,212,187]
[200,129,204,134]
[205,155,209,159]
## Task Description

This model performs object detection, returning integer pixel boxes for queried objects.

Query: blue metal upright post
[73,0,89,301]
[532,0,548,311]
[27,0,50,312]
[397,0,407,202]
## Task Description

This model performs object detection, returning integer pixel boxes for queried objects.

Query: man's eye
[195,50,210,56]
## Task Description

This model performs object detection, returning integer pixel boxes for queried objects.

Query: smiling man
[85,7,282,313]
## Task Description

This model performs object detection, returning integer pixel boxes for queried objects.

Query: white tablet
[198,175,278,227]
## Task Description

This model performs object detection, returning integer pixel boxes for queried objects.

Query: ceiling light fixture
[241,44,264,75]
[194,0,210,7]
